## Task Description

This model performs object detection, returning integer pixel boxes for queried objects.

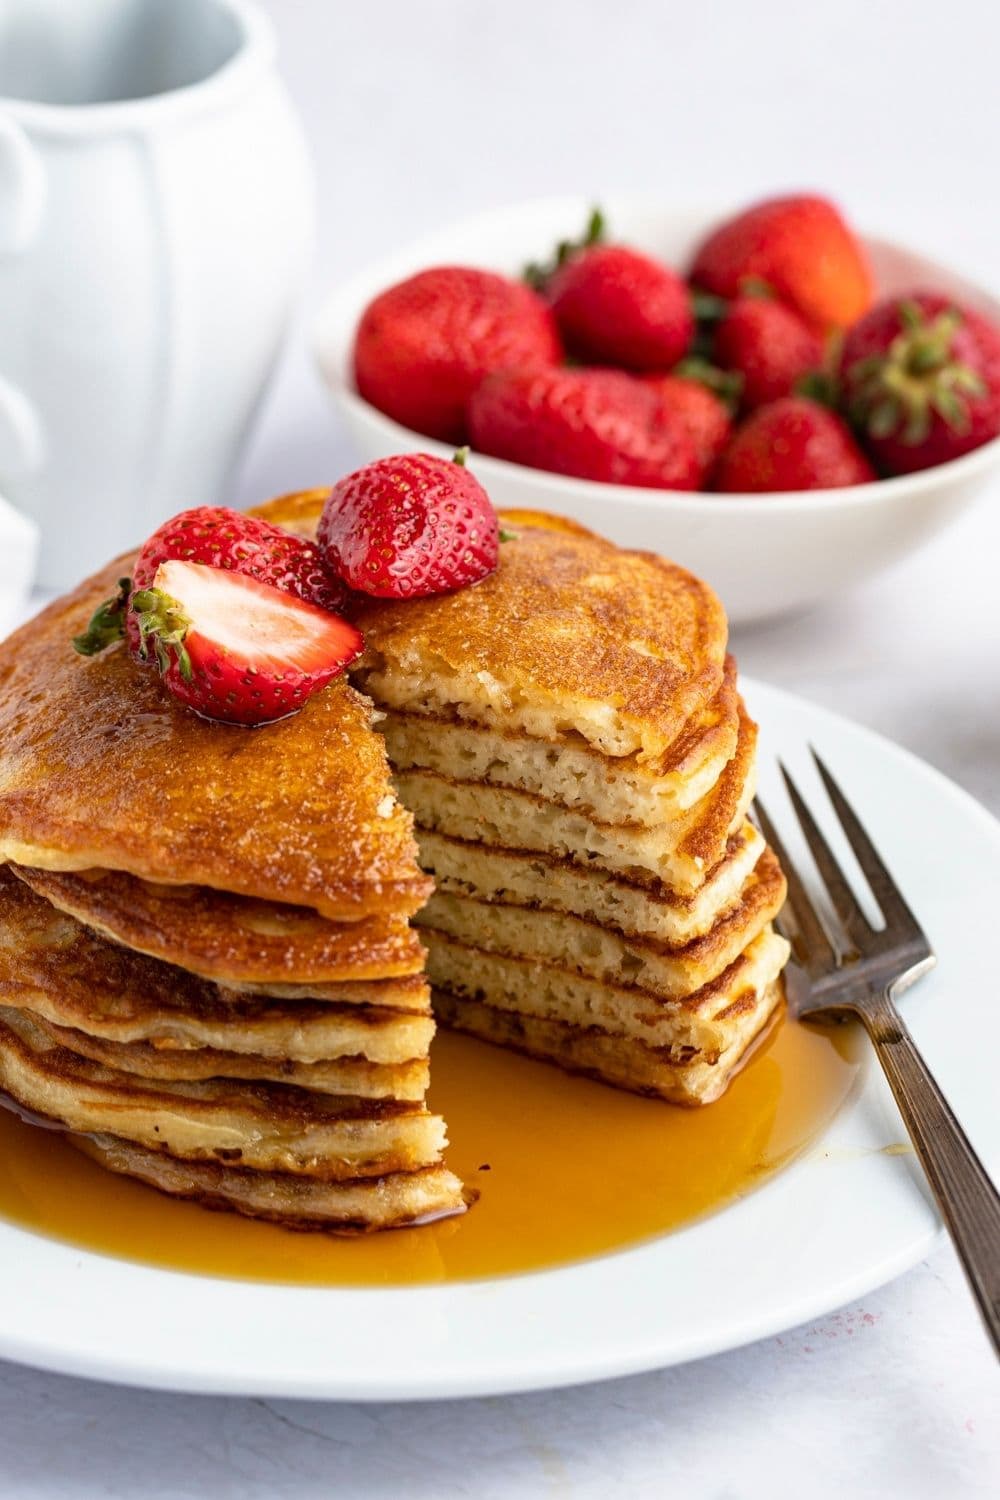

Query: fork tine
[810,749,924,938]
[753,796,838,973]
[779,761,873,950]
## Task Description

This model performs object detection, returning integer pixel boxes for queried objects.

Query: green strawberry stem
[848,301,986,444]
[131,586,193,682]
[524,206,606,291]
[72,577,131,656]
[673,357,745,411]
[452,446,469,466]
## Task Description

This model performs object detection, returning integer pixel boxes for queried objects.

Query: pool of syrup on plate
[0,1016,861,1285]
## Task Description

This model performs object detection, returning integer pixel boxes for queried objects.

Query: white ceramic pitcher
[0,0,314,588]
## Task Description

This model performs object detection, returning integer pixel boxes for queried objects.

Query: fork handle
[859,988,1000,1358]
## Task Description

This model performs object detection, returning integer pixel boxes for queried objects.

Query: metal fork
[755,750,1000,1358]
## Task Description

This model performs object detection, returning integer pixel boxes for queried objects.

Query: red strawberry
[468,367,700,489]
[353,267,562,443]
[715,397,875,493]
[543,240,693,370]
[643,373,732,475]
[318,451,499,599]
[73,506,347,659]
[690,195,874,331]
[839,292,1000,475]
[714,296,825,410]
[130,560,363,726]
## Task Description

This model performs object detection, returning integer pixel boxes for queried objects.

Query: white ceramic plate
[314,196,1000,624]
[1,680,996,1400]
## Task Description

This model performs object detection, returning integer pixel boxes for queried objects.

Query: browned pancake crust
[0,557,431,918]
[13,866,425,984]
[254,494,729,764]
[72,1134,467,1232]
[0,861,429,1008]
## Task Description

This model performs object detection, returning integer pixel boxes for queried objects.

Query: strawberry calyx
[72,577,131,656]
[524,206,605,291]
[847,300,986,445]
[673,356,745,411]
[130,586,193,681]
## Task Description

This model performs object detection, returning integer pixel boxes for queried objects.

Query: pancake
[255,496,729,763]
[74,1134,466,1232]
[432,982,785,1106]
[378,659,739,825]
[26,1015,429,1099]
[423,927,790,1057]
[13,865,426,985]
[393,725,755,895]
[416,822,766,945]
[0,1007,446,1179]
[0,866,433,1062]
[0,557,431,919]
[416,847,785,996]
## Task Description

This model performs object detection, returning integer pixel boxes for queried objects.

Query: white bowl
[314,196,1000,624]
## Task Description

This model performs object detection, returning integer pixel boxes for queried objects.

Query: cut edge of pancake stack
[349,506,791,1108]
[0,560,466,1234]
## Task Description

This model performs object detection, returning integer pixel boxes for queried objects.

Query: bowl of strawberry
[315,194,1000,623]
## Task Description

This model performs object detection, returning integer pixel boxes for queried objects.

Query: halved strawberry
[73,506,348,659]
[132,560,363,726]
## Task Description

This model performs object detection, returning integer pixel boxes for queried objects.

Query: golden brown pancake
[423,927,790,1058]
[416,847,786,997]
[377,656,741,825]
[74,1134,466,1232]
[391,700,756,895]
[0,1006,446,1178]
[415,822,766,945]
[26,1015,429,1100]
[0,558,431,919]
[254,496,729,764]
[0,866,433,1059]
[13,866,426,985]
[432,981,785,1106]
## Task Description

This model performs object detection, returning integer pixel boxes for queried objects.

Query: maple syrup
[0,1015,861,1285]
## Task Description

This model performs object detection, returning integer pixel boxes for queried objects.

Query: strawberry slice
[132,560,364,726]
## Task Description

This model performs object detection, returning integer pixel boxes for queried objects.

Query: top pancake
[0,558,431,920]
[254,496,729,764]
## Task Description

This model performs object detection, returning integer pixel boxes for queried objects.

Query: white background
[2,1,1000,1495]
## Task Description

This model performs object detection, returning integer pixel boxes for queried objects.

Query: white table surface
[2,1,999,1494]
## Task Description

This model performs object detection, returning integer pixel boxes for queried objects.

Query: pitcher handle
[0,113,46,254]
[0,115,45,475]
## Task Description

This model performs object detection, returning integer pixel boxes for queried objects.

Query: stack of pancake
[266,496,790,1107]
[0,559,465,1231]
[0,493,790,1236]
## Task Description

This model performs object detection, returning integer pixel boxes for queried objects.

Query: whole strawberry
[318,451,499,599]
[73,506,348,658]
[691,194,874,331]
[643,372,733,477]
[468,367,700,489]
[714,296,825,410]
[530,210,693,371]
[839,292,1000,475]
[353,266,562,444]
[715,396,875,493]
[131,560,363,726]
